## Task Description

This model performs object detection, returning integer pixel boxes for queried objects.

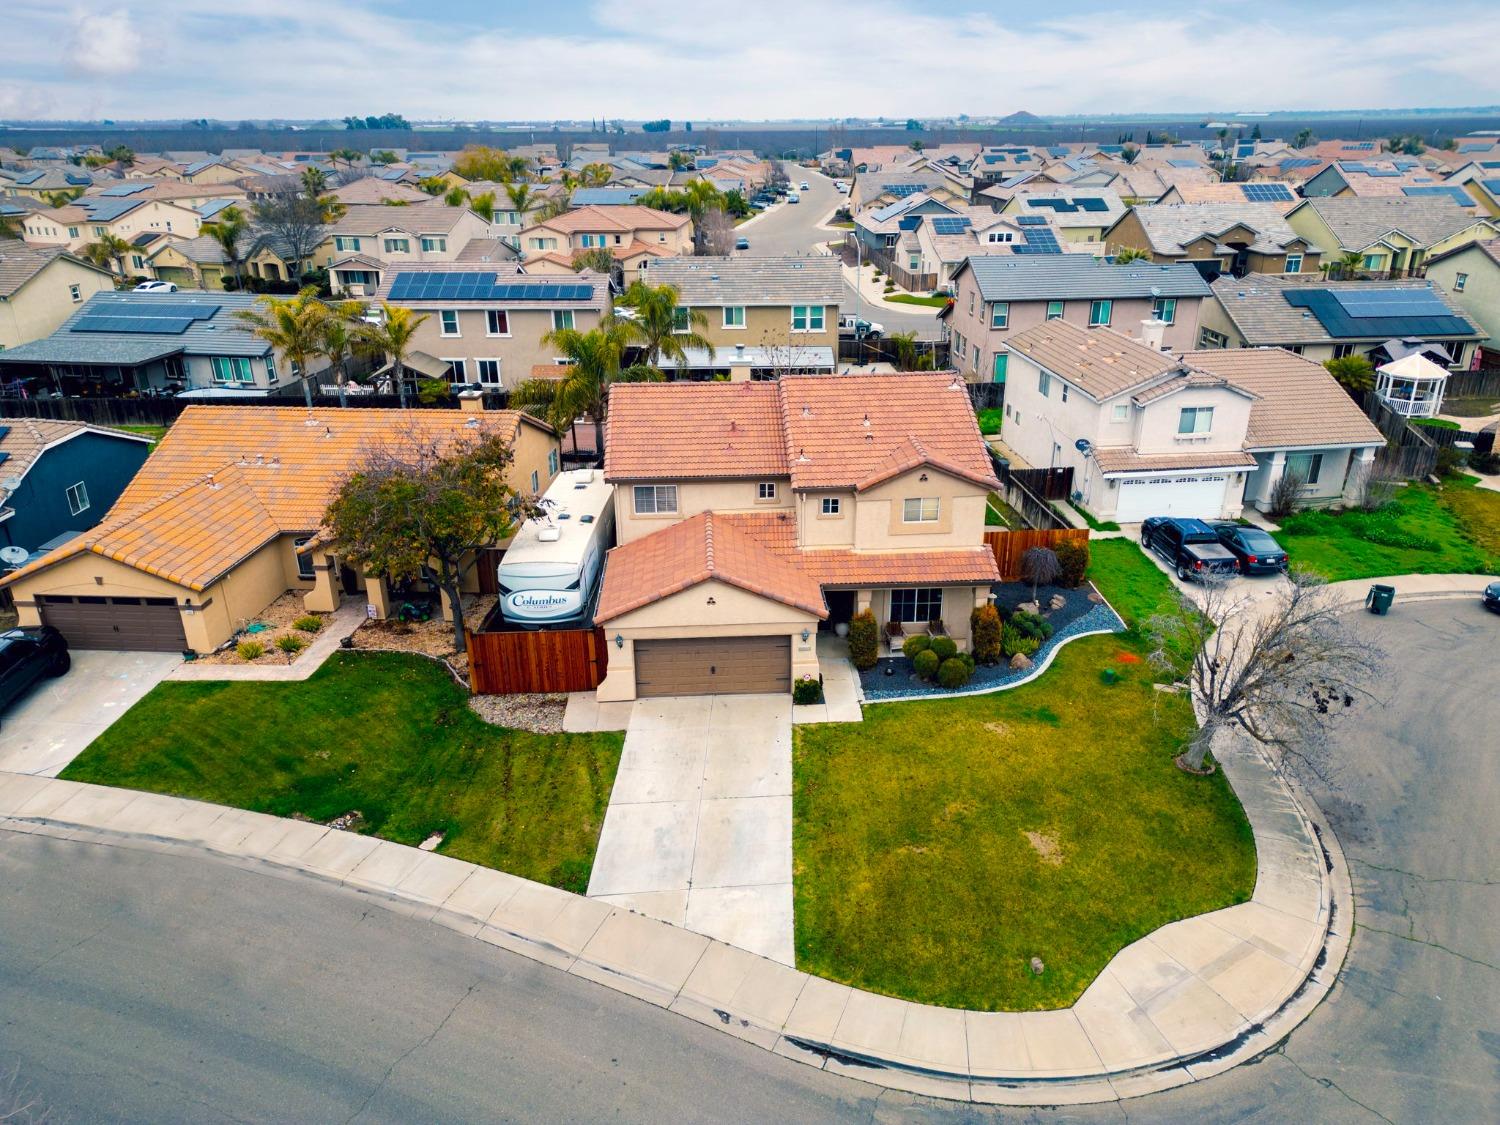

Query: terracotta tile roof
[527,204,689,235]
[1091,448,1258,474]
[595,511,827,623]
[605,381,787,480]
[3,406,547,592]
[1180,348,1384,451]
[529,363,572,380]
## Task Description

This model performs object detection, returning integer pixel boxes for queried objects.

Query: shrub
[1009,611,1054,641]
[1435,445,1467,477]
[930,635,958,661]
[848,609,879,670]
[1268,469,1307,518]
[958,652,976,674]
[912,648,940,680]
[1470,449,1500,475]
[937,657,972,689]
[1053,539,1089,588]
[1002,624,1042,659]
[275,634,307,656]
[293,615,323,633]
[971,604,1002,664]
[793,675,825,705]
[235,639,264,661]
[902,634,932,658]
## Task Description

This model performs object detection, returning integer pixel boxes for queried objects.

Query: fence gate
[465,626,610,695]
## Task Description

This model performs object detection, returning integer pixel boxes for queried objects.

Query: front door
[822,590,855,632]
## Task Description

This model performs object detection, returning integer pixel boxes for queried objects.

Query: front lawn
[1276,482,1498,582]
[884,293,952,307]
[794,542,1255,1010]
[60,652,624,893]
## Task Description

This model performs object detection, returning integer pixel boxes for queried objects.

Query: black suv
[0,626,70,715]
[1210,522,1289,575]
[1141,517,1240,582]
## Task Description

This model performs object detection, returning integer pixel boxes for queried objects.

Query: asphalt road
[0,601,1493,1122]
[738,163,940,339]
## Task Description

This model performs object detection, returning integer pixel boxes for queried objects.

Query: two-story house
[999,319,1384,522]
[993,189,1127,245]
[517,205,692,282]
[324,202,495,295]
[1102,202,1323,280]
[21,196,207,263]
[1423,239,1500,364]
[0,245,116,350]
[641,256,842,356]
[941,256,1213,384]
[1283,196,1500,279]
[371,262,612,390]
[593,374,1002,700]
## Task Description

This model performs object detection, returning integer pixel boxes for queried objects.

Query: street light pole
[851,234,864,370]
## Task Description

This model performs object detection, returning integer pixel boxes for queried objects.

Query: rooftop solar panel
[1331,288,1451,318]
[1015,215,1048,226]
[1076,198,1109,212]
[73,314,196,335]
[1285,287,1472,338]
[887,184,925,196]
[930,217,972,235]
[1013,229,1062,255]
[1240,183,1295,202]
[99,182,151,197]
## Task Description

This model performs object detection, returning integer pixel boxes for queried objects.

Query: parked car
[734,236,750,251]
[1141,517,1240,581]
[835,180,850,193]
[0,627,69,717]
[1484,580,1500,614]
[1209,522,1289,575]
[134,280,178,293]
[799,180,810,190]
[838,314,884,339]
[787,192,800,203]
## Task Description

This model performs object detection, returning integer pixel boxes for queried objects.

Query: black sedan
[1484,581,1500,614]
[0,626,70,715]
[1210,522,1289,575]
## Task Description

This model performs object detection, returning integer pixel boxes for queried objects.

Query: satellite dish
[1074,438,1093,454]
[1149,285,1162,298]
[0,545,31,567]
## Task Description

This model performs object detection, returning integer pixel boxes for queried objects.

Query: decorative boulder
[1048,594,1066,611]
[1018,600,1041,616]
[1009,652,1033,671]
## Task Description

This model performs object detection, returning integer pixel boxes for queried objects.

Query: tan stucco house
[0,245,116,351]
[1103,202,1323,279]
[1,404,559,654]
[1284,196,1500,279]
[324,202,495,295]
[518,204,691,282]
[1423,238,1500,364]
[592,374,1002,700]
[641,255,843,354]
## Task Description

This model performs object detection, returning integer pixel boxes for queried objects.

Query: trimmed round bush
[902,634,932,658]
[912,648,940,680]
[930,635,958,661]
[848,609,879,670]
[937,657,971,689]
[1054,539,1090,588]
[958,652,976,674]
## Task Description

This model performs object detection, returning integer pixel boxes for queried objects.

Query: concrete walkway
[586,694,796,966]
[839,262,947,315]
[792,635,863,724]
[166,602,365,682]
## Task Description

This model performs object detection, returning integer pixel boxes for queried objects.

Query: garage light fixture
[613,633,623,649]
[800,628,810,642]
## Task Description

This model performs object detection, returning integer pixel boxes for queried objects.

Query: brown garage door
[37,595,188,652]
[634,636,791,697]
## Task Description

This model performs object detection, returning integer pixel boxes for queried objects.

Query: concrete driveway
[586,694,794,965]
[0,650,179,776]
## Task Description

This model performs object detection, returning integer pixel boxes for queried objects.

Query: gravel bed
[467,693,568,733]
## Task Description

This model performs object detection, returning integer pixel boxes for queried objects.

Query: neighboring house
[323,202,494,295]
[941,256,1213,383]
[0,404,559,654]
[372,262,612,390]
[20,196,206,262]
[1198,273,1483,369]
[0,420,152,557]
[146,235,230,290]
[1103,202,1322,279]
[1000,320,1383,521]
[0,168,95,200]
[1283,196,1500,278]
[1423,239,1500,364]
[848,172,967,213]
[909,211,1084,291]
[80,179,247,210]
[327,178,431,206]
[1153,181,1302,206]
[517,205,692,281]
[569,188,648,207]
[641,256,842,352]
[1299,159,1444,199]
[0,245,116,351]
[1444,163,1500,217]
[593,374,1002,700]
[993,189,1127,244]
[0,290,332,398]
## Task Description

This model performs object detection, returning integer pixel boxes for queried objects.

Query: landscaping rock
[468,692,567,734]
[1030,956,1045,976]
[327,811,364,832]
[1048,594,1067,612]
[1018,600,1041,616]
[418,833,444,852]
[1087,590,1105,604]
[1009,653,1033,671]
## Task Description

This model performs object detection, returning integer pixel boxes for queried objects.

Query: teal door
[992,353,1008,383]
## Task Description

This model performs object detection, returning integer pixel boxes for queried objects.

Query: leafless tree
[696,207,735,256]
[1146,573,1384,775]
[1345,458,1400,512]
[1267,468,1307,518]
[1020,546,1061,603]
[252,186,328,281]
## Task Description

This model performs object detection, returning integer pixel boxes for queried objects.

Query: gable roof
[527,204,689,234]
[0,418,151,488]
[954,255,1213,301]
[1003,319,1184,399]
[643,255,842,307]
[1290,196,1490,250]
[0,244,111,297]
[328,201,477,238]
[1125,202,1311,255]
[1210,274,1479,345]
[2,406,549,591]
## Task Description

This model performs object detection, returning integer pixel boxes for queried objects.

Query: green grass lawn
[1412,417,1462,430]
[116,423,169,447]
[793,541,1254,1010]
[885,293,952,307]
[985,492,1023,528]
[1276,482,1498,582]
[1068,502,1122,534]
[978,407,1002,435]
[60,652,624,893]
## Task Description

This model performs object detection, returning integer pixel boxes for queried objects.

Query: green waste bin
[1366,584,1395,615]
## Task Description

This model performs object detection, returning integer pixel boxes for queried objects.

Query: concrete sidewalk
[166,602,365,682]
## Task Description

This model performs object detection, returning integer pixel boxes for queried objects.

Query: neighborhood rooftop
[643,255,843,306]
[955,256,1214,301]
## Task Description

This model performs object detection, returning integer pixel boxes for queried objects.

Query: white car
[786,192,800,203]
[799,181,810,190]
[133,280,178,293]
[838,314,884,339]
[835,180,850,193]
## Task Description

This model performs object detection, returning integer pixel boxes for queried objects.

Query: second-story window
[672,307,690,333]
[791,305,825,332]
[723,306,745,328]
[1151,297,1176,325]
[1284,253,1303,274]
[1046,300,1064,320]
[1089,299,1112,327]
[486,309,510,336]
[820,497,841,515]
[420,236,447,252]
[757,482,777,501]
[633,484,678,514]
[1038,369,1052,397]
[69,284,82,302]
[552,310,575,331]
[440,310,460,336]
[990,302,1009,329]
[902,497,940,523]
[1178,406,1214,435]
[334,236,361,252]
[383,237,411,253]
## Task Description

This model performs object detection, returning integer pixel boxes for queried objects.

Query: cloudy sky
[4,0,1498,122]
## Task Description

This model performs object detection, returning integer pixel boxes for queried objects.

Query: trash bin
[1366,584,1396,615]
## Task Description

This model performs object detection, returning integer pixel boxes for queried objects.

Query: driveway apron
[586,694,794,965]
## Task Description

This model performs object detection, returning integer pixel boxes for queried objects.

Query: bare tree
[1266,468,1307,518]
[1020,546,1061,604]
[1146,574,1384,775]
[1345,457,1399,512]
[252,187,328,282]
[696,207,735,256]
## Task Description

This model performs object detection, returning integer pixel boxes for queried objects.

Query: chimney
[458,389,486,413]
[1138,318,1166,351]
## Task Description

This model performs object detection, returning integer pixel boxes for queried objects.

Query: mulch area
[349,593,498,680]
[200,592,327,665]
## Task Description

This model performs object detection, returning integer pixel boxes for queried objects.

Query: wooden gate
[984,528,1091,581]
[465,626,610,695]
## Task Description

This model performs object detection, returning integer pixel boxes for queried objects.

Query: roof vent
[537,526,562,542]
[802,405,812,417]
[862,412,870,427]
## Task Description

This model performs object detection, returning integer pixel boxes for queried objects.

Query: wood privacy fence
[465,626,610,695]
[984,528,1091,581]
[1447,368,1500,400]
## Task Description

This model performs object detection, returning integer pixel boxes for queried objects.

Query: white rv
[497,469,615,627]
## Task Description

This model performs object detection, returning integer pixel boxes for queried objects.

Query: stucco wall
[851,471,989,551]
[685,303,840,350]
[399,305,607,389]
[0,258,115,349]
[613,476,794,545]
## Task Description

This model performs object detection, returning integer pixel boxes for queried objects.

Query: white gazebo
[1374,353,1450,418]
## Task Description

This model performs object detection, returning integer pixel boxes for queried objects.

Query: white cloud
[67,7,144,78]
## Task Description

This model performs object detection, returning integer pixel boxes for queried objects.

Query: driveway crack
[1277,1047,1396,1125]
[343,980,478,1123]
[1354,925,1500,974]
[1350,856,1498,887]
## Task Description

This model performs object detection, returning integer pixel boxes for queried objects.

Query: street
[0,601,1493,1122]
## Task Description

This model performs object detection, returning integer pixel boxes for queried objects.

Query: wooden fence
[984,527,1091,581]
[1446,368,1500,401]
[465,626,611,695]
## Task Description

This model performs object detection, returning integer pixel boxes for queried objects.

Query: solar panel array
[1012,229,1062,255]
[70,300,222,337]
[1402,186,1475,206]
[99,182,152,197]
[929,217,972,235]
[1283,287,1474,339]
[1015,215,1049,226]
[387,272,594,302]
[1240,183,1295,202]
[1330,289,1451,318]
[1076,197,1109,212]
[886,184,927,197]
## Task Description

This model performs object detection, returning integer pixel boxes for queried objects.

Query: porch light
[800,628,810,642]
[613,633,624,649]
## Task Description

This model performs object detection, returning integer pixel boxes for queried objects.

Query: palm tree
[43,188,83,208]
[0,213,20,240]
[617,280,715,370]
[536,192,572,221]
[503,155,532,183]
[84,233,133,278]
[888,330,919,371]
[418,175,447,196]
[667,151,691,172]
[318,299,367,406]
[503,182,538,222]
[300,166,330,197]
[468,191,497,223]
[580,162,612,186]
[352,303,430,409]
[233,287,334,408]
[443,185,469,207]
[1112,246,1152,264]
[201,205,249,290]
[510,319,643,456]
[328,147,363,177]
[1336,251,1365,280]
